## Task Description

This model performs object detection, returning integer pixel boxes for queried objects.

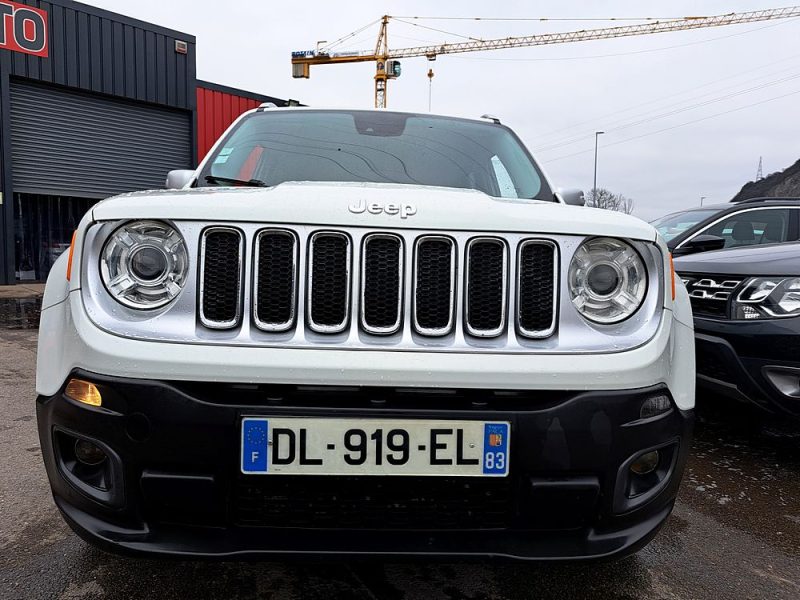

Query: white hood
[90,182,657,241]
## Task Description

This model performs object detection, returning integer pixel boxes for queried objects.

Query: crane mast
[291,7,800,108]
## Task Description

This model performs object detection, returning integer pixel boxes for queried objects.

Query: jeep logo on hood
[348,199,417,219]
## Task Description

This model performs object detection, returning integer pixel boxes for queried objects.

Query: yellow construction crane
[291,7,800,108]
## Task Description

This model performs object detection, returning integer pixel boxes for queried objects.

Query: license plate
[241,418,510,477]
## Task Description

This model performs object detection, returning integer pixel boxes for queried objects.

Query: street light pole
[593,131,604,203]
[700,196,707,206]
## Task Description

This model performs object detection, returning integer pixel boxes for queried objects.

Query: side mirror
[166,169,195,189]
[673,234,726,256]
[555,188,585,206]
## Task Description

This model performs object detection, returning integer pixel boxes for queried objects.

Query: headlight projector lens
[129,246,169,282]
[569,237,647,324]
[101,220,189,309]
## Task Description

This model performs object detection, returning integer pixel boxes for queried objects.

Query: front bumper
[38,373,693,561]
[694,316,800,418]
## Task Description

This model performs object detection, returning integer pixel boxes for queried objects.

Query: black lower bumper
[37,372,693,561]
[694,317,800,418]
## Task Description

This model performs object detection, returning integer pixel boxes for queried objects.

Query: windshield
[199,110,551,200]
[651,208,719,241]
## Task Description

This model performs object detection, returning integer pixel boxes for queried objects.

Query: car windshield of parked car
[651,208,719,241]
[200,110,549,200]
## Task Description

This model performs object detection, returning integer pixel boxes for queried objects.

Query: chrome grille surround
[198,226,244,330]
[516,239,559,339]
[360,233,404,335]
[464,237,508,338]
[81,222,666,355]
[307,231,352,334]
[252,229,298,332]
[412,235,457,337]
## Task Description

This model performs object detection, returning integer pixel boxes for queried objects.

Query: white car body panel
[36,181,693,412]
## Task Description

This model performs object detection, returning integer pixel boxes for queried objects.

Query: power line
[391,17,484,42]
[545,88,800,163]
[531,52,800,142]
[534,71,800,153]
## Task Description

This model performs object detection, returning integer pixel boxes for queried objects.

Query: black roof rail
[731,196,800,204]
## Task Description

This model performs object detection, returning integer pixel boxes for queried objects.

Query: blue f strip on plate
[242,419,269,473]
[482,422,510,476]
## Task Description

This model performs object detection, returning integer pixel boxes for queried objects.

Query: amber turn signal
[66,230,77,281]
[65,379,102,407]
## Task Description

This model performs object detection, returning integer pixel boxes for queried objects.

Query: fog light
[640,395,671,419]
[65,379,102,407]
[630,450,660,476]
[74,439,106,466]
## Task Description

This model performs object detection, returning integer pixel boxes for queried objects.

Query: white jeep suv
[36,108,694,560]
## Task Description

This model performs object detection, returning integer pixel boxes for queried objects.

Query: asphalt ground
[1,328,798,600]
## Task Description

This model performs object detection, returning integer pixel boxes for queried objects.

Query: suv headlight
[100,220,189,309]
[568,237,647,324]
[734,277,800,319]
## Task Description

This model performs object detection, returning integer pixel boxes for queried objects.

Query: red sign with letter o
[0,1,48,58]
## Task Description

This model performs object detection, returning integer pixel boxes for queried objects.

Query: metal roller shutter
[10,81,192,198]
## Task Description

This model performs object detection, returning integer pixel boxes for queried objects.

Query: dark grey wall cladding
[10,80,192,197]
[5,0,196,110]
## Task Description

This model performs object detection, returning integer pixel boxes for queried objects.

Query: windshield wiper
[204,175,269,187]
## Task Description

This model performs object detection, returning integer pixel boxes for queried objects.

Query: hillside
[731,158,800,202]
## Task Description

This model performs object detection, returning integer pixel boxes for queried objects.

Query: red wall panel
[196,86,261,160]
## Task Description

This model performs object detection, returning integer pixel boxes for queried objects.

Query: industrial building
[0,0,294,284]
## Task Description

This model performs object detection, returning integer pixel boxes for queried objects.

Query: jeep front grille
[413,236,456,336]
[197,226,560,345]
[308,232,351,333]
[253,230,297,332]
[517,241,558,338]
[199,227,243,329]
[361,234,404,334]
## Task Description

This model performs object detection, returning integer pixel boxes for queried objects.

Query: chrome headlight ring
[568,237,648,324]
[100,220,189,310]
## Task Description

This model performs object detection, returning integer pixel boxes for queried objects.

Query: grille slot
[361,234,403,334]
[413,236,456,336]
[465,238,508,337]
[199,227,243,329]
[253,230,298,332]
[517,241,558,338]
[308,232,351,333]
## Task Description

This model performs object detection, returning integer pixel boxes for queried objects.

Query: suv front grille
[413,236,456,335]
[681,275,743,319]
[199,227,243,328]
[361,234,403,334]
[465,238,508,336]
[197,226,560,346]
[254,230,297,331]
[308,232,351,333]
[517,241,558,337]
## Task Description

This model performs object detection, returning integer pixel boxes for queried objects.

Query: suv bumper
[38,373,693,561]
[694,316,800,418]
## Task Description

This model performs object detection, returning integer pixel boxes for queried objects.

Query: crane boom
[291,7,800,107]
[388,7,800,59]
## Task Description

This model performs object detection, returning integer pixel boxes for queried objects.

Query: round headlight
[568,237,647,324]
[100,221,189,309]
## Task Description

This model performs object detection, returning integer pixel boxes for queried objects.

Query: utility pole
[593,131,604,203]
[756,156,763,180]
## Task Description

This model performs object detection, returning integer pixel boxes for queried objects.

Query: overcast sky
[87,0,800,220]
